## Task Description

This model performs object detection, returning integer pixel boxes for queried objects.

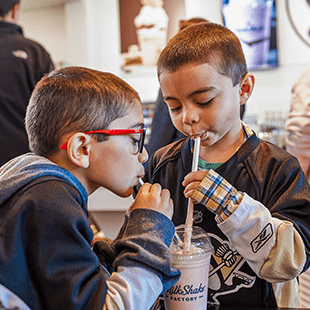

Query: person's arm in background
[285,68,310,308]
[286,68,310,181]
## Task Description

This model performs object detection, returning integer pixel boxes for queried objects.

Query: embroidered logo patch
[251,223,273,253]
[193,210,203,223]
[12,50,28,59]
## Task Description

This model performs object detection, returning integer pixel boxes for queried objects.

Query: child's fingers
[182,171,208,187]
[139,182,152,193]
[134,183,173,218]
[138,183,163,200]
[166,198,174,219]
[149,183,162,196]
[160,189,173,219]
[160,188,170,200]
[185,191,195,199]
[183,181,201,198]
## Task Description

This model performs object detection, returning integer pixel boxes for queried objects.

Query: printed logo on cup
[165,283,206,302]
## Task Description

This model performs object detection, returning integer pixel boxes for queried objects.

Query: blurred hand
[182,171,208,198]
[130,183,173,219]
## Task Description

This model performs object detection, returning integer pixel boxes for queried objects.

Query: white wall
[19,5,67,68]
[65,0,121,73]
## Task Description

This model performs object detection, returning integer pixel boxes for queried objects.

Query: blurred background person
[286,68,310,182]
[146,17,246,159]
[0,0,54,166]
[285,67,310,308]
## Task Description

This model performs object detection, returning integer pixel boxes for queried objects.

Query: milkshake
[164,225,213,310]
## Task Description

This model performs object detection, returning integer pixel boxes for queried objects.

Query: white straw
[184,136,201,252]
[139,178,144,186]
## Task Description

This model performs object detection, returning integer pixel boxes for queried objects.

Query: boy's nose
[139,146,149,164]
[182,108,199,125]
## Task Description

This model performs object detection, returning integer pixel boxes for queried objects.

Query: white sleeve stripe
[104,266,163,310]
[0,283,32,310]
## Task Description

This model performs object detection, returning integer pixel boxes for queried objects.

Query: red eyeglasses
[60,128,146,153]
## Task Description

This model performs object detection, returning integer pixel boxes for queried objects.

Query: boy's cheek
[172,119,187,135]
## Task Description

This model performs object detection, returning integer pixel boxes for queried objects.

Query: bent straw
[184,136,201,252]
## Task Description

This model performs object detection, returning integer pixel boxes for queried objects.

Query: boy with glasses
[0,66,180,309]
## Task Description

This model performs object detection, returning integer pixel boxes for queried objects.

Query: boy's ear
[11,3,20,21]
[66,133,91,168]
[239,73,255,105]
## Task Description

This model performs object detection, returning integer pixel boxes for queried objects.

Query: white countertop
[88,187,133,211]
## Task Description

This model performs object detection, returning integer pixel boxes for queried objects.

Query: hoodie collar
[0,153,88,209]
[0,21,23,35]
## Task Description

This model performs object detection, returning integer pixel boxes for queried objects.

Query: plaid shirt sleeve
[191,169,244,224]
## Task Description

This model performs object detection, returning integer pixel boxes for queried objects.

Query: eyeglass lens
[138,130,146,153]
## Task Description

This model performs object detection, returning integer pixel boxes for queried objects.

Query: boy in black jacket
[140,22,310,307]
[0,66,180,309]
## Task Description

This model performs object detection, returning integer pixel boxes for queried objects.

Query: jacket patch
[193,210,203,223]
[12,50,28,59]
[208,234,256,305]
[251,223,273,253]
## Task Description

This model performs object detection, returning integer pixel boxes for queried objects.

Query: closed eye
[170,106,181,113]
[196,98,214,107]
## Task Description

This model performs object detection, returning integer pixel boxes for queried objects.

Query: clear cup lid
[171,225,214,257]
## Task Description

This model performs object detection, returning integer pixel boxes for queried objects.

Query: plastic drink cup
[164,225,213,310]
[222,0,274,69]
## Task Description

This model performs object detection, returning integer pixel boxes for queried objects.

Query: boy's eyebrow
[164,86,216,101]
[164,95,178,101]
[190,86,216,96]
[129,122,144,129]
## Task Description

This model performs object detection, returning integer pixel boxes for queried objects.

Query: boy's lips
[200,131,209,140]
[190,131,209,140]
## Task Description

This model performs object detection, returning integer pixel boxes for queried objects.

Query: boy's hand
[131,183,173,219]
[182,171,208,198]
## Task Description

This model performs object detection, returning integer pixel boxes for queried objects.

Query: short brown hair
[179,17,209,31]
[157,22,248,86]
[25,66,141,157]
